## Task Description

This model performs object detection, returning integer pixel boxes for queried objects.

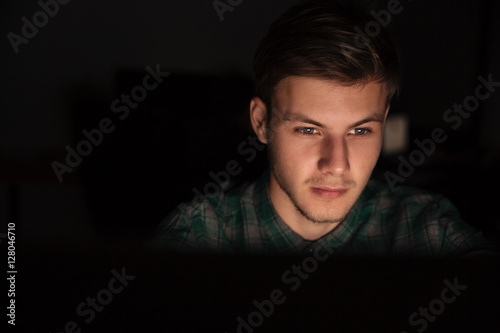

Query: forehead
[272,76,387,120]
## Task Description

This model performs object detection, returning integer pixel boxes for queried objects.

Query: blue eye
[299,127,318,135]
[350,128,370,136]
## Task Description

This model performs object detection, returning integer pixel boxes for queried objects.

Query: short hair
[253,0,401,113]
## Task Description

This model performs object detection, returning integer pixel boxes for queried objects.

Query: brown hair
[253,0,401,113]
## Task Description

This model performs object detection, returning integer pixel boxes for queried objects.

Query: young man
[150,1,496,255]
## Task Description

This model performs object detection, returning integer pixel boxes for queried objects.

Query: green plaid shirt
[150,171,497,256]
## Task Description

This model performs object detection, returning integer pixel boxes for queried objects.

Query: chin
[301,210,347,224]
[298,196,353,224]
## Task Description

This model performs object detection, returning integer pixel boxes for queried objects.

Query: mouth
[310,187,349,199]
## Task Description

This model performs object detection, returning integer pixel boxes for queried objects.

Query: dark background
[1,0,499,248]
[1,0,500,330]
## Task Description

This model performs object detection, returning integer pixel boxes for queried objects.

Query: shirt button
[307,247,314,254]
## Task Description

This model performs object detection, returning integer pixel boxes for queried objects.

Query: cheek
[272,134,317,168]
[349,139,382,170]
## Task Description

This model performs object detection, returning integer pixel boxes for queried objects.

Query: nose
[318,136,350,176]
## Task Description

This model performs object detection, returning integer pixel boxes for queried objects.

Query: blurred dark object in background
[72,72,264,234]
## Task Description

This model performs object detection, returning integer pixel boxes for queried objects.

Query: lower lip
[311,188,348,199]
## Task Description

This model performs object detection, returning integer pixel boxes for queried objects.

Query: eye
[349,128,370,136]
[297,127,319,135]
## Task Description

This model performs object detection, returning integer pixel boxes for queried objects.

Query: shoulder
[148,178,259,252]
[361,180,495,256]
[360,179,459,235]
[178,179,258,224]
[363,179,456,217]
[365,179,440,203]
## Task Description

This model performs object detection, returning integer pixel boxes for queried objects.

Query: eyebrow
[282,112,385,128]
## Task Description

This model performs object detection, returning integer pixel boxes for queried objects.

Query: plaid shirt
[150,171,497,256]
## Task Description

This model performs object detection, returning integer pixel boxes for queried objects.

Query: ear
[383,104,391,123]
[249,97,269,144]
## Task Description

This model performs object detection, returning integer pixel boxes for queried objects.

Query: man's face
[252,76,388,230]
